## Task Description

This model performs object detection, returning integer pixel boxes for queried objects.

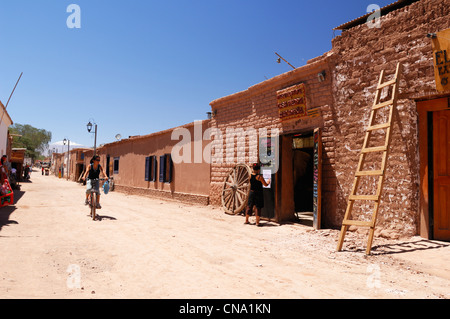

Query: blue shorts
[86,179,100,194]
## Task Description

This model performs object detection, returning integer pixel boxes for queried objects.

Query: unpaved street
[0,169,449,299]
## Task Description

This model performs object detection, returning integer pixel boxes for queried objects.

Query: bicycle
[108,176,115,191]
[87,178,106,221]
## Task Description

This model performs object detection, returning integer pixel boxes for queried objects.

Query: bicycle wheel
[91,192,97,221]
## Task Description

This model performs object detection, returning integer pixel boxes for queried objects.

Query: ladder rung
[349,194,379,201]
[367,123,390,131]
[361,146,387,153]
[338,63,401,255]
[355,170,384,176]
[377,79,396,89]
[342,220,373,227]
[372,99,394,110]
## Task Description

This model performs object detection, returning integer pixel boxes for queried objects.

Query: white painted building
[0,101,13,156]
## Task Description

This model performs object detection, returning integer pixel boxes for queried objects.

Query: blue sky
[0,0,394,153]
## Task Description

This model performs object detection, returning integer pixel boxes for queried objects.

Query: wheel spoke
[235,191,244,207]
[223,185,233,192]
[236,168,246,185]
[224,190,233,208]
[225,196,232,210]
[231,192,236,211]
[236,188,247,196]
[235,167,242,183]
[238,177,248,187]
[223,189,232,199]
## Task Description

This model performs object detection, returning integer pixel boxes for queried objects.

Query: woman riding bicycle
[82,155,108,208]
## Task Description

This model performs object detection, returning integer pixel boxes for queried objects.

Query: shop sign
[277,83,307,121]
[431,28,450,92]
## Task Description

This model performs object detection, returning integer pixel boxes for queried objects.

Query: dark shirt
[250,174,263,192]
[88,163,101,180]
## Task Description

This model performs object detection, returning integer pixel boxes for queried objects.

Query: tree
[9,124,52,161]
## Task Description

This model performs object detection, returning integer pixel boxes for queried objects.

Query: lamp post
[275,52,296,70]
[87,121,98,156]
[63,138,70,181]
[52,148,56,175]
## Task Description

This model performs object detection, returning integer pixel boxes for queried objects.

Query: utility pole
[0,72,23,127]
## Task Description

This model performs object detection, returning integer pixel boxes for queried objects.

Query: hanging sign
[431,28,450,92]
[277,83,307,121]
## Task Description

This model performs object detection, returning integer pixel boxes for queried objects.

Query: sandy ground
[0,169,449,299]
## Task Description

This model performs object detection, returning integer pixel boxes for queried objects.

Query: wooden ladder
[337,63,402,255]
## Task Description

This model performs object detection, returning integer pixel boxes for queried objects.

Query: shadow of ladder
[337,62,402,255]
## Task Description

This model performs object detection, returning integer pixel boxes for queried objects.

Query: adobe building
[59,121,211,205]
[53,148,95,180]
[91,120,212,205]
[209,54,333,228]
[209,0,450,241]
[0,101,13,157]
[74,148,91,181]
[331,0,449,241]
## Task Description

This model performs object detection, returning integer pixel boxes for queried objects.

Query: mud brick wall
[114,184,210,206]
[209,57,336,221]
[330,0,450,237]
[208,79,284,208]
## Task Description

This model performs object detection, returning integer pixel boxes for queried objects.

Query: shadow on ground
[372,239,450,255]
[0,189,25,233]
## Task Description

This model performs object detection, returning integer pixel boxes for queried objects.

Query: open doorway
[292,133,314,226]
[417,97,450,241]
[431,109,450,241]
[75,164,84,182]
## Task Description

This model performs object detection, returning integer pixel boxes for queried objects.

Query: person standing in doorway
[245,163,270,226]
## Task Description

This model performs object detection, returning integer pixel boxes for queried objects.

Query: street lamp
[86,121,98,156]
[63,138,70,180]
[275,52,296,70]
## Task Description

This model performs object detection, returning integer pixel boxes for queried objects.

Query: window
[113,157,120,174]
[159,154,173,183]
[145,156,157,182]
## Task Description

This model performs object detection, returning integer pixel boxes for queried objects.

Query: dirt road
[0,169,449,299]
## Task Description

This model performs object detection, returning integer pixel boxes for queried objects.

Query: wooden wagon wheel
[222,164,252,215]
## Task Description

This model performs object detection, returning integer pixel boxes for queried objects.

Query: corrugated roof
[333,0,421,31]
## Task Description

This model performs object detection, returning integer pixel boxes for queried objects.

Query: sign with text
[432,28,450,92]
[277,83,307,122]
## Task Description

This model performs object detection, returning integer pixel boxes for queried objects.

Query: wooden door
[433,110,450,241]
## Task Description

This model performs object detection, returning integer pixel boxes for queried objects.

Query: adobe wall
[209,56,337,223]
[330,0,450,237]
[94,121,211,205]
